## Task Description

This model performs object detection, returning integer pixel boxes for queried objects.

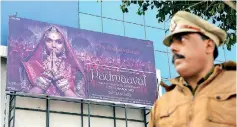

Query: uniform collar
[166,61,236,91]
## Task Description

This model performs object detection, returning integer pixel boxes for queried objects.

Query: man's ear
[205,40,215,55]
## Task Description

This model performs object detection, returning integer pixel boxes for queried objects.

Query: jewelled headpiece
[44,26,60,38]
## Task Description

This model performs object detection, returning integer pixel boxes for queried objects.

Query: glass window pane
[224,44,236,61]
[124,4,143,24]
[155,51,170,79]
[162,78,171,85]
[15,1,78,27]
[1,1,78,46]
[216,45,226,62]
[102,1,123,20]
[36,1,78,28]
[124,23,145,40]
[146,27,167,52]
[168,53,179,78]
[161,87,166,95]
[145,8,164,29]
[79,1,101,16]
[103,18,124,36]
[164,21,170,30]
[214,60,224,64]
[79,13,102,32]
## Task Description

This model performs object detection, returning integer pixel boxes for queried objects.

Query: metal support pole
[12,94,16,127]
[8,95,12,127]
[143,15,147,39]
[8,92,16,127]
[88,102,91,127]
[77,0,80,29]
[125,105,128,127]
[143,108,147,127]
[113,104,116,127]
[46,97,50,127]
[122,12,126,36]
[81,100,84,127]
[100,0,104,33]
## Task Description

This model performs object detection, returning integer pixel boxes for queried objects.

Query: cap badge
[170,20,177,32]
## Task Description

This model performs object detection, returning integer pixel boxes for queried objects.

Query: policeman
[149,11,236,127]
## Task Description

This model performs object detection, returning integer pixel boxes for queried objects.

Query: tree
[120,1,236,50]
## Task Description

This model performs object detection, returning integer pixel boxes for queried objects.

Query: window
[145,8,164,29]
[224,45,236,61]
[154,51,170,79]
[146,27,167,52]
[103,18,124,36]
[79,13,102,32]
[124,4,144,24]
[34,1,78,28]
[124,23,145,40]
[216,45,226,62]
[102,1,123,20]
[214,60,224,64]
[1,1,79,46]
[79,1,101,16]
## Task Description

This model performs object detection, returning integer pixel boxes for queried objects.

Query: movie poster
[6,16,157,106]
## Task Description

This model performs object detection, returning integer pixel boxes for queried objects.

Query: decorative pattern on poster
[6,16,157,106]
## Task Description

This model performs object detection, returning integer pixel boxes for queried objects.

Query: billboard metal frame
[5,91,151,127]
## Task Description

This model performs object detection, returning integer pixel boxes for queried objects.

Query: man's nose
[170,41,180,53]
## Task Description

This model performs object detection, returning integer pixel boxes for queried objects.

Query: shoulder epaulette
[160,81,176,92]
[221,61,236,71]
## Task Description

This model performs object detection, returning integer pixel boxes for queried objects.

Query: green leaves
[120,1,236,50]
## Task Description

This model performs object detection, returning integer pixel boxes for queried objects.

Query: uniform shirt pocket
[158,105,180,127]
[207,92,236,126]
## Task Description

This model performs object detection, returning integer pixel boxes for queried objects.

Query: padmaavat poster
[6,16,157,106]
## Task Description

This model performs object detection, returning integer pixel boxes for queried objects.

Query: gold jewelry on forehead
[44,26,60,38]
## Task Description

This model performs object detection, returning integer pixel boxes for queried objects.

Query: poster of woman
[7,17,87,98]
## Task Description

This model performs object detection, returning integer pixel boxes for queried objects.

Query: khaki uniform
[149,61,236,127]
[149,10,236,127]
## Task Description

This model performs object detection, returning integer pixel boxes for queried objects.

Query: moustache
[172,53,185,64]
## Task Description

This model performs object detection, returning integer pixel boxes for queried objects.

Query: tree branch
[183,1,205,11]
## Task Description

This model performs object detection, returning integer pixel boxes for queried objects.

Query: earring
[62,49,66,58]
[42,45,47,60]
[43,49,47,55]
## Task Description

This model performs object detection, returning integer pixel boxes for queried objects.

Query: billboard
[6,16,157,106]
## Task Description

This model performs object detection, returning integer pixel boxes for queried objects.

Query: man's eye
[180,35,189,41]
[176,36,183,41]
[172,36,182,42]
[179,36,185,41]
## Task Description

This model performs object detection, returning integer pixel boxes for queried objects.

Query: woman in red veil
[22,26,87,98]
